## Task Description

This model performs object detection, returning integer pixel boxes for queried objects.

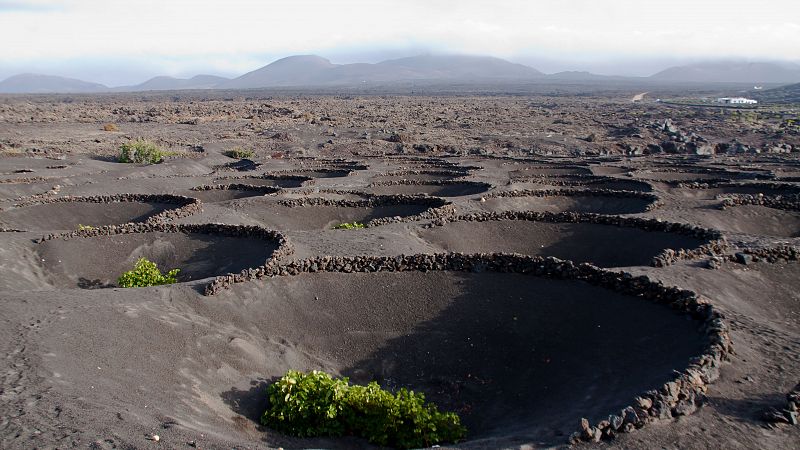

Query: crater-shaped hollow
[372,171,466,183]
[214,176,308,188]
[671,183,800,200]
[690,205,800,238]
[419,220,709,267]
[368,181,490,198]
[36,230,279,288]
[481,192,654,214]
[0,199,181,231]
[236,198,438,230]
[509,165,592,179]
[187,185,278,203]
[227,270,706,443]
[588,178,653,192]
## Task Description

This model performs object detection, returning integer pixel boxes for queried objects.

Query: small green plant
[118,140,165,164]
[333,222,365,230]
[77,224,96,231]
[262,370,466,449]
[117,257,180,288]
[224,147,254,159]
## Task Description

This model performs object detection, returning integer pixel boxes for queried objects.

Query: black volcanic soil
[233,271,705,441]
[372,172,461,182]
[35,231,278,288]
[185,188,269,203]
[214,176,307,188]
[0,201,176,230]
[419,220,707,267]
[368,182,489,197]
[1,93,799,450]
[689,205,800,238]
[589,178,653,192]
[481,194,653,214]
[235,198,432,230]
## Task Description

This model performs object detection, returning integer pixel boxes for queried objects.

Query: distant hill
[220,55,337,89]
[650,61,800,84]
[545,71,635,82]
[219,54,544,88]
[0,73,108,93]
[754,82,800,103]
[118,74,229,91]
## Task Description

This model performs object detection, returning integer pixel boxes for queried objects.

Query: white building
[716,97,758,105]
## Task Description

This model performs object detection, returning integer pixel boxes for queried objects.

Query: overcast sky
[1,0,799,85]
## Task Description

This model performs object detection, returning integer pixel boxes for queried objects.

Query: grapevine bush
[333,222,365,230]
[262,370,466,448]
[117,257,180,288]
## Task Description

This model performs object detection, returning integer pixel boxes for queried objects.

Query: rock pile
[763,382,800,426]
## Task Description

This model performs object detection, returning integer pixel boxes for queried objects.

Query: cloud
[0,0,64,11]
[1,0,798,83]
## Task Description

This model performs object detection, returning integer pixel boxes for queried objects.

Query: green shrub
[262,370,466,449]
[117,257,180,288]
[77,224,96,231]
[333,222,365,230]
[224,147,255,159]
[118,140,165,164]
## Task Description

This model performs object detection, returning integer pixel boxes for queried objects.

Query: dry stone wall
[13,194,202,223]
[203,252,732,444]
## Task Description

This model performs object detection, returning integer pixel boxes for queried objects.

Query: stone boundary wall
[379,156,461,166]
[670,181,800,192]
[636,167,769,178]
[213,174,313,186]
[292,188,373,199]
[424,210,726,267]
[369,179,492,190]
[664,178,738,187]
[509,174,655,192]
[276,195,456,227]
[191,183,281,195]
[290,158,369,170]
[378,169,472,178]
[12,194,202,224]
[0,176,52,184]
[508,164,592,174]
[265,168,354,177]
[483,188,662,211]
[720,193,800,212]
[737,245,800,263]
[36,222,294,265]
[203,252,732,444]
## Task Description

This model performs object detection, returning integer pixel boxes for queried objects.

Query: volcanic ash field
[0,94,799,449]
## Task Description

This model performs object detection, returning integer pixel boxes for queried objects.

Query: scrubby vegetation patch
[333,221,365,230]
[117,257,180,288]
[262,370,466,449]
[224,147,255,159]
[118,140,165,164]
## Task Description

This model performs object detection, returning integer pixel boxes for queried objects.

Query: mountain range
[1,55,799,94]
